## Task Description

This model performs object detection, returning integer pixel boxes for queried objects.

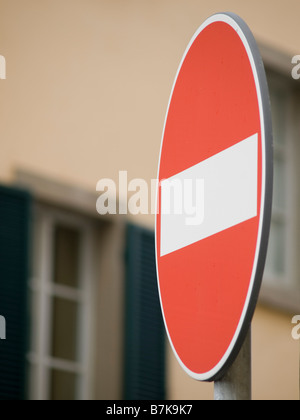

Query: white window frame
[28,204,96,400]
[14,169,125,399]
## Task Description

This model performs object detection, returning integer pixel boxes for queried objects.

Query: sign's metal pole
[214,327,251,400]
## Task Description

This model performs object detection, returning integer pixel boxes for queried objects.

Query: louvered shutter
[0,185,31,400]
[124,224,165,400]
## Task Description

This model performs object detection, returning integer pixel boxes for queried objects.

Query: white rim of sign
[155,13,267,381]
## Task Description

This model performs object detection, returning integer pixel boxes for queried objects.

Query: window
[28,205,95,400]
[263,67,300,309]
[265,72,289,282]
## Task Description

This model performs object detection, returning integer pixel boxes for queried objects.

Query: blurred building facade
[0,0,299,400]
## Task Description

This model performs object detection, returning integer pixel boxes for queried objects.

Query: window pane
[51,297,79,361]
[265,221,286,277]
[29,290,39,353]
[53,225,81,288]
[27,363,38,400]
[273,156,286,213]
[270,86,286,148]
[50,369,78,400]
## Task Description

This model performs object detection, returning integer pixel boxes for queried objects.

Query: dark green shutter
[0,185,31,400]
[124,224,165,400]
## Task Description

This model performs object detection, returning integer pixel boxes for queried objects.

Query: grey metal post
[214,327,251,400]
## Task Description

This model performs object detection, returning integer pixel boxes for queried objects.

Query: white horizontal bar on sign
[160,133,258,257]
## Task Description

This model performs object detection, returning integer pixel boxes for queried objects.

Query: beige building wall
[1,0,300,201]
[0,0,299,399]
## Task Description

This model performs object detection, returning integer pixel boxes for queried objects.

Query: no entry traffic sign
[155,13,273,381]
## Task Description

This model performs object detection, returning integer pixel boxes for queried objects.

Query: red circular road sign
[155,13,273,381]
